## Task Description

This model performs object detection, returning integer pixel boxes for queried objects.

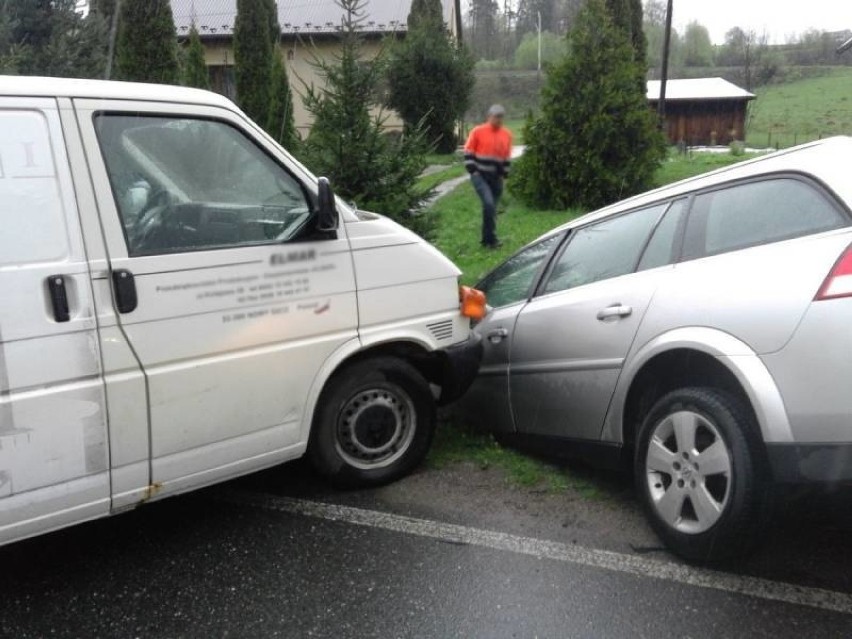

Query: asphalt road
[1,458,851,638]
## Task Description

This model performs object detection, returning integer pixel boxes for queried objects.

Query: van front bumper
[438,333,483,405]
[767,443,852,483]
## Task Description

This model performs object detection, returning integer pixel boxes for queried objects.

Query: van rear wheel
[634,387,768,564]
[309,357,436,488]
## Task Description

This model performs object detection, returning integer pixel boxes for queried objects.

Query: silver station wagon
[462,137,852,563]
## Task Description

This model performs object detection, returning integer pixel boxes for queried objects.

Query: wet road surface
[1,459,851,638]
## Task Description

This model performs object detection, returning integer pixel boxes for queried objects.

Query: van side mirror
[316,177,339,232]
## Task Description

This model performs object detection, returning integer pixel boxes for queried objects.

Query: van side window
[637,199,687,271]
[94,115,312,257]
[543,204,665,294]
[0,111,70,266]
[682,178,846,260]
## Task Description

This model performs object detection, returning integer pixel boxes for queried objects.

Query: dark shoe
[482,240,503,250]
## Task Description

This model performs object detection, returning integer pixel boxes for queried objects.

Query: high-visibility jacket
[464,124,513,177]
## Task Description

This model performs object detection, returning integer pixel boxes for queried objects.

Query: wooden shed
[647,78,755,146]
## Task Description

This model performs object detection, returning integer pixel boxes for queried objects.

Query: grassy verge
[431,180,580,285]
[653,151,760,188]
[424,152,460,166]
[417,164,468,192]
[427,414,607,497]
[746,67,852,148]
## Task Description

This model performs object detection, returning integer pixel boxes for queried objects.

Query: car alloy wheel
[645,409,732,534]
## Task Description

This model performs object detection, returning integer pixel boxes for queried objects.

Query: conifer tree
[266,50,296,148]
[511,0,665,210]
[387,0,474,153]
[301,0,433,237]
[234,0,274,125]
[182,25,210,89]
[115,0,179,84]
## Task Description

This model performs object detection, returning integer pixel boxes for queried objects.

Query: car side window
[682,178,846,260]
[637,199,688,271]
[477,234,562,308]
[543,204,665,294]
[95,115,313,257]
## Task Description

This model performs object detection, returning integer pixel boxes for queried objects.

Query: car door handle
[46,274,71,323]
[596,305,633,321]
[112,269,138,314]
[487,327,509,344]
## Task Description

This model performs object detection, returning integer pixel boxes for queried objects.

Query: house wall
[201,38,402,136]
[652,99,751,146]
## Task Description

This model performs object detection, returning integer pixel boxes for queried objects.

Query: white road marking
[220,491,852,616]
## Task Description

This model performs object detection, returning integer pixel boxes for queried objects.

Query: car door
[462,234,564,433]
[0,98,109,543]
[510,201,686,441]
[75,100,358,495]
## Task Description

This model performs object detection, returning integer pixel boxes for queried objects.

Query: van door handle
[112,269,138,314]
[596,304,633,321]
[46,275,71,323]
[487,327,509,344]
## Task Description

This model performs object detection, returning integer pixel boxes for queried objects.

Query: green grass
[746,67,852,148]
[424,152,460,166]
[653,151,760,188]
[427,415,607,497]
[417,164,468,192]
[430,180,580,285]
[505,118,525,145]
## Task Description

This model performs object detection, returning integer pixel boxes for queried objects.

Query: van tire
[308,357,436,488]
[634,387,768,564]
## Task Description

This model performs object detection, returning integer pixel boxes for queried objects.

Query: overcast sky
[668,0,851,44]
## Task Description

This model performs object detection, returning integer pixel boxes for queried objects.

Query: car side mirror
[316,177,339,232]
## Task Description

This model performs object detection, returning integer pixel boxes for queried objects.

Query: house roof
[647,78,755,102]
[170,0,454,37]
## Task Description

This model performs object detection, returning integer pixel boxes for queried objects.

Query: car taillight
[815,244,852,300]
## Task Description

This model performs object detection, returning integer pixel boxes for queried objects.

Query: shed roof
[170,0,454,37]
[646,78,755,102]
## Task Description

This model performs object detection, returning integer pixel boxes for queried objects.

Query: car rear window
[682,177,847,260]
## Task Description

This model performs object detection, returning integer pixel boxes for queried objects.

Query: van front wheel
[309,357,436,488]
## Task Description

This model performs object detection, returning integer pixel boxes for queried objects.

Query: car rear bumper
[767,443,852,483]
[437,333,483,405]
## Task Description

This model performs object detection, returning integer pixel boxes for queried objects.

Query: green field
[746,67,852,148]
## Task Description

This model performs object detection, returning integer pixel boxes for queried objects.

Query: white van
[0,76,484,546]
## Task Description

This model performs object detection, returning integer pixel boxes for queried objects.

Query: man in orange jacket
[464,105,513,249]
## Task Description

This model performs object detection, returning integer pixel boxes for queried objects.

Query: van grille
[427,319,454,342]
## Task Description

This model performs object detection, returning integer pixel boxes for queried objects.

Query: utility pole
[537,10,542,73]
[105,0,122,80]
[657,0,674,123]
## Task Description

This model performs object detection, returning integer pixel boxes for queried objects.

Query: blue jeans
[471,172,503,246]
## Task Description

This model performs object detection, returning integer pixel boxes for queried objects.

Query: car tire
[308,357,436,488]
[634,387,769,564]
